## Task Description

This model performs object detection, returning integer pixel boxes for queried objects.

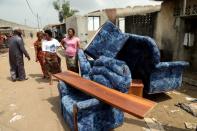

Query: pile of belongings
[176,98,197,117]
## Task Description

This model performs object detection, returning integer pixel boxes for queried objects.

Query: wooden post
[128,79,144,97]
[73,104,78,131]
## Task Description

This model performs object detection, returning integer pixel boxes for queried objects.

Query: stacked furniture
[58,21,189,131]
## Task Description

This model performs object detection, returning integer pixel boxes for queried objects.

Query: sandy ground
[0,37,197,131]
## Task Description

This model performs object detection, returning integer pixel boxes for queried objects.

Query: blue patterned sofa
[85,21,189,94]
[115,34,189,94]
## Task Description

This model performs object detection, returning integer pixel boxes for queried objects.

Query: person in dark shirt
[8,29,30,82]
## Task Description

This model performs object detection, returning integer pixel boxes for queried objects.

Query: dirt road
[0,37,197,131]
[0,37,68,131]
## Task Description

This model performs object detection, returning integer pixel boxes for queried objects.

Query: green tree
[53,0,78,23]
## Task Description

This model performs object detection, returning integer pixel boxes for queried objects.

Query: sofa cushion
[85,21,129,59]
[90,56,131,93]
[92,75,113,89]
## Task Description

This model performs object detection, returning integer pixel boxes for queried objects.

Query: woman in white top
[42,30,61,77]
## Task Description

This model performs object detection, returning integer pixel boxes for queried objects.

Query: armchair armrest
[149,61,189,94]
[155,61,189,70]
[77,98,102,111]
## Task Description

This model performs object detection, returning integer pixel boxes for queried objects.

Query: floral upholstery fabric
[90,56,131,93]
[59,81,125,131]
[85,21,129,59]
[149,61,189,93]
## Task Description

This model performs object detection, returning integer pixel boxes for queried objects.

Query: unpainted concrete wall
[86,11,109,43]
[157,0,197,71]
[65,16,88,47]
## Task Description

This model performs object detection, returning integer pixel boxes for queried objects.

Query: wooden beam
[53,71,157,118]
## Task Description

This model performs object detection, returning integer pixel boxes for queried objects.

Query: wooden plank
[53,71,157,118]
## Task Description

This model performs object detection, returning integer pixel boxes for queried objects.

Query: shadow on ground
[29,74,50,83]
[6,77,12,82]
[46,96,69,131]
[144,93,172,103]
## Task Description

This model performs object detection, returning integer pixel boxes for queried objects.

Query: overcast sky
[0,0,161,28]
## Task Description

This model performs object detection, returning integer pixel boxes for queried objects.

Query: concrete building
[65,15,88,46]
[118,5,161,38]
[154,0,197,72]
[65,5,161,47]
[65,11,109,46]
[0,19,37,38]
[43,23,66,41]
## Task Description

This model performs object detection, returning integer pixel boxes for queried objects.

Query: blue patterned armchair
[58,50,131,131]
[58,81,125,131]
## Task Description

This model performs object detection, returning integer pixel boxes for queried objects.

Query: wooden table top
[53,71,157,118]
